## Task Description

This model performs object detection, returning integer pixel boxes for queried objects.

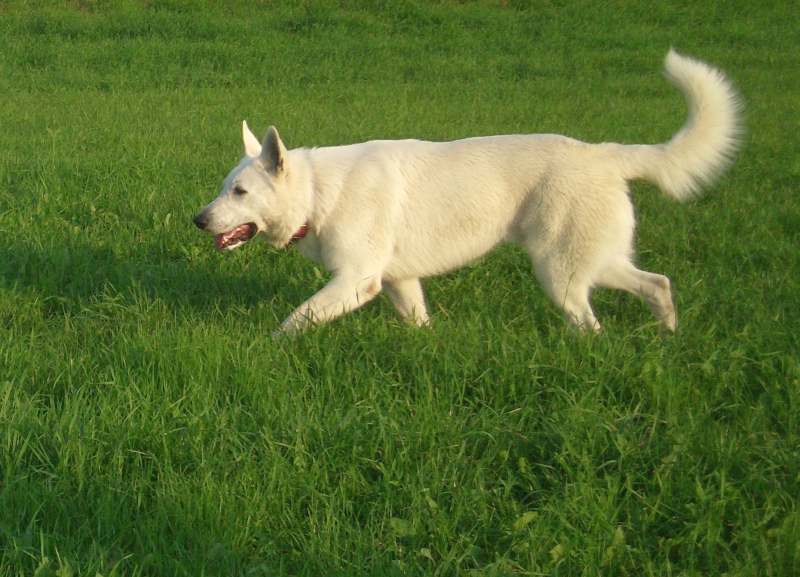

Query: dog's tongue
[215,223,256,250]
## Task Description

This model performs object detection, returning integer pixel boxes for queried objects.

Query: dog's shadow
[0,236,317,318]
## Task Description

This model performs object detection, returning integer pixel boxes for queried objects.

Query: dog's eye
[233,185,247,196]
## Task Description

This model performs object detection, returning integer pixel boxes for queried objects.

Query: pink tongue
[214,223,253,250]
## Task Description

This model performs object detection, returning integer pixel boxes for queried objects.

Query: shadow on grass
[0,236,315,315]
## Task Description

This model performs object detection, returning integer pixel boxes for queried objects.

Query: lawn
[0,1,798,576]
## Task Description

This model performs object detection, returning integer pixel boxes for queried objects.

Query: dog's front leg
[276,273,383,335]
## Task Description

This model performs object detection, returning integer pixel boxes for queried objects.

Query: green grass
[1,1,798,576]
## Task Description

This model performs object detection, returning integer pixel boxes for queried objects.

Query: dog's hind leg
[384,278,429,326]
[552,280,600,333]
[596,260,676,331]
[531,257,600,332]
[277,272,383,335]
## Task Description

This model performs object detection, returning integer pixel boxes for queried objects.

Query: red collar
[290,223,309,243]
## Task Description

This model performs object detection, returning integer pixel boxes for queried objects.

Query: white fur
[194,50,741,334]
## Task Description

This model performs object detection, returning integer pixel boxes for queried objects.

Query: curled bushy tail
[619,49,742,200]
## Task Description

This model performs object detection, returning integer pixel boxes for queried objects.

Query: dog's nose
[193,213,208,230]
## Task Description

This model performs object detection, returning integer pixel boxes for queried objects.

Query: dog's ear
[260,126,287,175]
[242,120,262,157]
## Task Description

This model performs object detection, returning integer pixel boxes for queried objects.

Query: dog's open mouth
[214,222,257,251]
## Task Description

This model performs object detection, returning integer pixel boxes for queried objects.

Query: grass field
[1,1,798,575]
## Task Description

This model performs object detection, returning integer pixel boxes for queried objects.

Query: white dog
[194,50,740,335]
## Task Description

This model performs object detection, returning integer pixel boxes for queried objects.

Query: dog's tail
[617,49,742,200]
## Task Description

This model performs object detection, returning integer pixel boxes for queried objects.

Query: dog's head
[193,122,304,250]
